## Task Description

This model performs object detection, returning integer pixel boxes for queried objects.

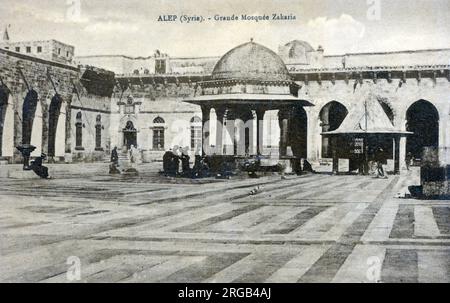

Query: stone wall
[0,48,113,164]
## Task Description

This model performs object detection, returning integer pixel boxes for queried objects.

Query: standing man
[376,148,386,178]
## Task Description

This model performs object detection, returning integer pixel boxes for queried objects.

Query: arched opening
[0,86,8,157]
[48,94,62,157]
[124,120,138,150]
[319,101,348,158]
[406,100,439,161]
[289,106,308,159]
[22,90,39,145]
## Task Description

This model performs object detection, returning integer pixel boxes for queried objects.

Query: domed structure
[211,41,291,81]
[278,40,316,65]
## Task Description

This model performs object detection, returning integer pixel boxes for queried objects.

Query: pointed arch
[319,101,348,158]
[406,100,440,160]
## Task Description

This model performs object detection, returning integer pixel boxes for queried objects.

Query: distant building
[0,39,75,65]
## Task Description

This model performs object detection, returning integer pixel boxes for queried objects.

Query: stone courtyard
[0,165,449,283]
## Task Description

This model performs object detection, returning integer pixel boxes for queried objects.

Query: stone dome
[211,41,291,81]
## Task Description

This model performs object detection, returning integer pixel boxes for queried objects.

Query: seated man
[30,153,50,179]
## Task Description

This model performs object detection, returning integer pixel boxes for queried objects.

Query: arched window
[153,116,165,124]
[95,115,102,150]
[75,111,83,150]
[152,116,165,150]
[190,116,202,149]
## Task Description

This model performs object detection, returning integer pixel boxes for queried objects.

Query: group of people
[109,145,140,174]
[162,146,203,177]
[162,146,215,178]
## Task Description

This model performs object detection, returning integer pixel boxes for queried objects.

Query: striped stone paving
[0,167,449,283]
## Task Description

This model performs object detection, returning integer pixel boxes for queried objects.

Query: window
[95,115,102,150]
[58,48,61,55]
[125,105,135,114]
[4,47,9,50]
[37,46,42,53]
[26,46,31,53]
[133,69,139,75]
[190,116,202,149]
[152,117,165,150]
[66,51,70,57]
[125,96,135,113]
[75,112,83,150]
[15,47,20,52]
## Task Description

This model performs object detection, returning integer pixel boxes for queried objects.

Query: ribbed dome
[212,41,290,81]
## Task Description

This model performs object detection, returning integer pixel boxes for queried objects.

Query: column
[332,137,339,174]
[278,110,289,157]
[201,105,211,156]
[215,107,226,155]
[399,136,407,171]
[394,136,400,174]
[255,109,265,156]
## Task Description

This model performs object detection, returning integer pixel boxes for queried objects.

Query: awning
[322,94,412,136]
[183,93,314,108]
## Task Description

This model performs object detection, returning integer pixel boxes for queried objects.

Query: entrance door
[123,121,137,150]
[123,131,137,150]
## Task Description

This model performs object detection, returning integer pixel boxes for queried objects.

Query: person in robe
[163,149,173,176]
[172,145,181,176]
[375,148,386,178]
[30,153,50,179]
[111,146,119,166]
[181,146,191,177]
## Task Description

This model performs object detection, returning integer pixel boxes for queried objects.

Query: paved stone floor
[0,166,449,283]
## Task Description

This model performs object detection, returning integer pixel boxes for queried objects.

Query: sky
[0,0,449,58]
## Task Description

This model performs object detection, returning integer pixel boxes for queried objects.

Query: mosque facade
[1,33,450,173]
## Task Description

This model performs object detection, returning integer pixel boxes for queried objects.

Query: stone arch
[319,101,348,158]
[377,98,395,126]
[22,89,39,145]
[406,99,440,160]
[48,94,63,157]
[0,85,14,158]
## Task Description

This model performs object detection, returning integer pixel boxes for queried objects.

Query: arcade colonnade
[0,86,68,162]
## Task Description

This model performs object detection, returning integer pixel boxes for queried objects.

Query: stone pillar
[399,136,407,171]
[394,136,400,174]
[255,109,265,156]
[215,107,226,155]
[201,106,211,156]
[278,110,289,158]
[331,137,339,174]
[1,95,14,157]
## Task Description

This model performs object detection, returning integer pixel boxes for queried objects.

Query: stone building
[1,35,450,174]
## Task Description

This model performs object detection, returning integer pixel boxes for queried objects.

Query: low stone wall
[421,166,450,197]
